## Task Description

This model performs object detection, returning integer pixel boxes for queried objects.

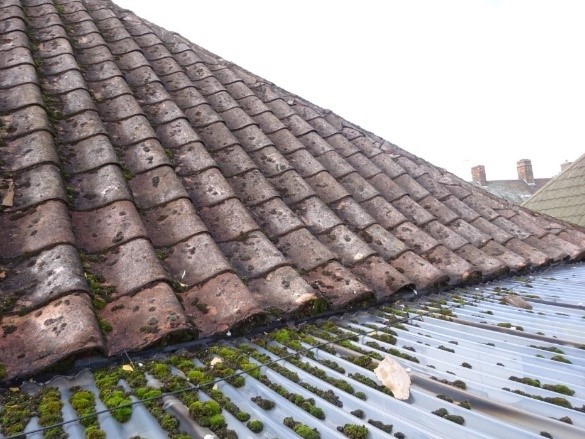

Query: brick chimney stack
[471,165,487,186]
[517,159,534,185]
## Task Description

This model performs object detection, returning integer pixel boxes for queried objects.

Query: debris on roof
[2,264,584,439]
[2,0,585,381]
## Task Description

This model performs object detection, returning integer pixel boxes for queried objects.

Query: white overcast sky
[115,0,585,181]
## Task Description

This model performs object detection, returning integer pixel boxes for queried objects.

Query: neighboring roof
[2,0,585,382]
[472,178,550,204]
[3,264,585,439]
[524,153,585,227]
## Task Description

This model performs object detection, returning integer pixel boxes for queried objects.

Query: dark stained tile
[85,238,167,298]
[230,169,280,206]
[267,128,305,154]
[67,164,132,210]
[371,154,406,178]
[248,146,292,177]
[471,217,513,244]
[359,224,408,260]
[360,196,407,229]
[286,148,326,178]
[449,219,491,247]
[199,198,259,243]
[179,272,261,336]
[71,200,147,253]
[163,233,231,286]
[482,240,527,271]
[174,141,216,176]
[249,197,304,237]
[345,153,381,179]
[299,131,334,156]
[210,144,257,177]
[293,196,343,234]
[393,222,438,254]
[0,201,75,259]
[219,231,288,279]
[142,198,207,248]
[423,220,468,251]
[0,245,88,313]
[2,131,59,173]
[491,216,531,240]
[59,134,119,175]
[504,238,551,267]
[339,172,379,202]
[184,167,236,208]
[0,83,42,114]
[352,255,413,297]
[304,261,375,308]
[443,196,480,222]
[305,171,350,204]
[102,282,191,355]
[318,151,355,178]
[317,224,376,266]
[248,266,317,313]
[275,228,335,271]
[392,195,435,226]
[0,105,49,140]
[105,114,157,146]
[424,245,478,283]
[368,173,407,201]
[9,164,66,210]
[129,165,188,209]
[0,293,103,380]
[269,170,316,204]
[418,195,459,224]
[330,197,376,231]
[454,244,508,279]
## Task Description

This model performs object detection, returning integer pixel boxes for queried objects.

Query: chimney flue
[517,159,534,185]
[471,165,487,186]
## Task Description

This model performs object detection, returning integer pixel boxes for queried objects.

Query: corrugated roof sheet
[524,153,585,227]
[2,263,584,439]
[2,0,585,382]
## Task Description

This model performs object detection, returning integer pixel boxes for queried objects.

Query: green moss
[294,424,321,439]
[510,376,541,388]
[0,389,34,437]
[542,384,575,396]
[0,362,5,379]
[70,389,98,429]
[98,318,113,334]
[251,396,275,410]
[37,387,65,438]
[497,322,513,328]
[551,355,572,364]
[209,413,225,428]
[339,424,369,439]
[247,419,263,433]
[368,418,393,433]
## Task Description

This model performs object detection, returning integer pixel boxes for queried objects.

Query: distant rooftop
[469,159,552,204]
[524,153,585,228]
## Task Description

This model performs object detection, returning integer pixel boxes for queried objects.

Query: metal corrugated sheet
[2,264,585,438]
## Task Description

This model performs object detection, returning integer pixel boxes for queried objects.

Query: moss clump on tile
[0,362,6,379]
[246,419,264,433]
[93,369,133,423]
[0,389,35,437]
[368,418,393,433]
[510,376,541,388]
[251,396,275,410]
[69,387,105,437]
[338,423,369,439]
[551,355,572,364]
[529,345,564,354]
[461,362,472,369]
[432,407,465,425]
[542,384,575,396]
[284,417,320,439]
[98,318,113,334]
[37,387,66,439]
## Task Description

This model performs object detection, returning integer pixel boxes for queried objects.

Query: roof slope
[524,153,585,226]
[1,0,585,381]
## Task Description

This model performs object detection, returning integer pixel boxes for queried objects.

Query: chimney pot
[517,159,534,185]
[471,165,487,186]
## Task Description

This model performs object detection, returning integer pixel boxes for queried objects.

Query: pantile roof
[2,0,585,381]
[524,153,585,227]
[473,178,550,205]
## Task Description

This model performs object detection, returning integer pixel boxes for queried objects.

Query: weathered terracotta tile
[219,231,288,279]
[391,251,450,290]
[199,198,259,243]
[276,228,335,271]
[1,245,88,313]
[0,201,75,258]
[163,233,231,286]
[454,244,508,279]
[317,224,376,266]
[248,266,317,313]
[424,245,478,284]
[71,200,146,252]
[0,293,103,380]
[351,255,413,298]
[102,283,191,355]
[129,165,188,209]
[85,238,167,298]
[179,272,261,336]
[293,196,343,234]
[304,261,373,308]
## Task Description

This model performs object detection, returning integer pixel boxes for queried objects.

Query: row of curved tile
[1,0,585,380]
